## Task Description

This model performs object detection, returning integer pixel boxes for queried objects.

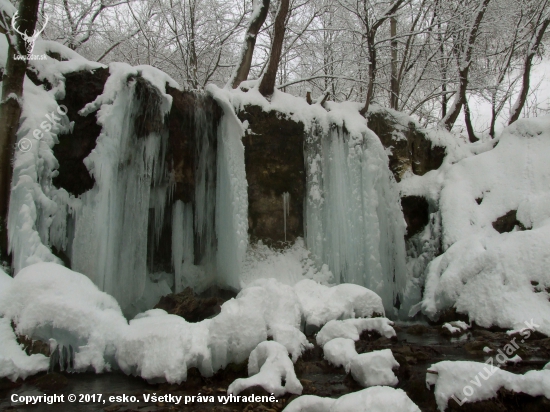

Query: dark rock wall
[237,105,306,245]
[367,110,446,182]
[53,67,109,196]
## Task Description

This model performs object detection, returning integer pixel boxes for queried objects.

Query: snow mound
[351,349,400,387]
[116,311,212,383]
[427,360,550,411]
[283,386,420,412]
[316,318,395,347]
[0,262,127,373]
[228,341,302,396]
[322,338,357,372]
[414,116,550,335]
[322,338,399,387]
[0,262,388,383]
[0,318,49,381]
[295,280,385,328]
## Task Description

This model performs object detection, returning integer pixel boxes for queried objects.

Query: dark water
[2,323,550,412]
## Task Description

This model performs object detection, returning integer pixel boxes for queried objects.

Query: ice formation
[282,386,421,412]
[304,104,410,317]
[227,341,302,396]
[427,360,550,411]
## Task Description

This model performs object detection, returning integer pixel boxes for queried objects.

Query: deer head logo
[11,12,49,54]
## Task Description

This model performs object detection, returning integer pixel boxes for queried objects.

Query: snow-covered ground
[403,116,550,335]
[0,262,387,384]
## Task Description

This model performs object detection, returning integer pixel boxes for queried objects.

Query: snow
[427,360,550,411]
[442,321,470,335]
[322,338,357,371]
[322,337,399,388]
[0,318,49,381]
[0,262,389,383]
[401,116,550,335]
[239,239,334,287]
[350,349,400,387]
[0,262,127,373]
[316,318,396,347]
[295,280,385,328]
[283,387,421,412]
[227,341,302,396]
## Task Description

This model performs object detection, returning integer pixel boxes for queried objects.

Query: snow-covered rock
[227,341,302,396]
[427,360,550,411]
[322,337,399,387]
[0,262,127,373]
[0,262,387,383]
[408,116,550,335]
[283,387,420,412]
[316,318,395,347]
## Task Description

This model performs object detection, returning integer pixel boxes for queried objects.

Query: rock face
[154,287,234,322]
[237,105,306,245]
[166,86,222,203]
[367,110,446,182]
[492,210,527,233]
[53,67,109,195]
[401,196,430,240]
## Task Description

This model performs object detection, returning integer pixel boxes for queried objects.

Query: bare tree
[356,0,407,116]
[509,1,550,125]
[230,0,270,88]
[0,0,41,261]
[259,0,290,96]
[440,0,491,134]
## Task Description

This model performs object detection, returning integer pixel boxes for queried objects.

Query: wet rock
[237,105,305,245]
[54,67,110,196]
[17,333,51,357]
[492,210,527,233]
[154,287,232,322]
[401,196,430,240]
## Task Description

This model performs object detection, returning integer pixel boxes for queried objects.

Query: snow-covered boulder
[283,387,420,412]
[316,318,395,347]
[0,262,127,373]
[227,341,302,396]
[427,360,550,411]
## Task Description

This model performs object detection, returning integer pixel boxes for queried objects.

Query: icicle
[304,122,409,317]
[282,192,290,242]
[71,73,170,313]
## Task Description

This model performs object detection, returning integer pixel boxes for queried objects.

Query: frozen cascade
[210,85,249,291]
[70,73,170,313]
[305,123,413,317]
[283,192,290,242]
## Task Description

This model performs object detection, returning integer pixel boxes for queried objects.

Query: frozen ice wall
[305,117,411,317]
[70,66,171,313]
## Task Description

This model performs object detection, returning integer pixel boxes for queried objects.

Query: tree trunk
[359,0,405,116]
[441,0,491,130]
[259,0,290,97]
[509,18,550,125]
[390,16,399,110]
[230,0,270,89]
[0,0,40,261]
[359,37,376,116]
[464,98,478,142]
